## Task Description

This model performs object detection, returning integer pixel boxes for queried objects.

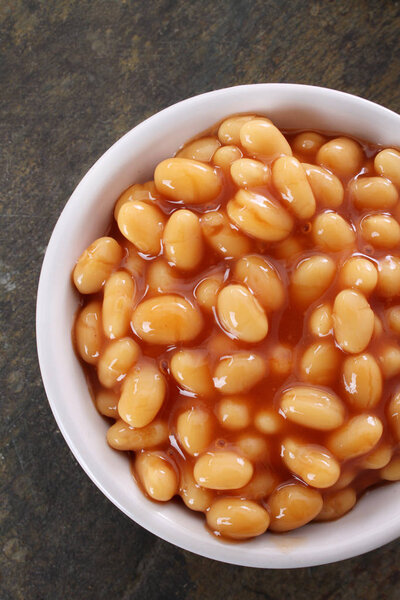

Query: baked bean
[360,443,392,469]
[342,353,382,409]
[350,177,398,210]
[360,214,400,248]
[281,438,340,488]
[213,352,267,394]
[233,255,285,312]
[98,338,140,388]
[302,163,344,208]
[381,456,400,481]
[200,211,251,259]
[292,132,325,158]
[216,397,251,430]
[194,451,253,490]
[135,451,178,501]
[374,148,400,187]
[179,465,214,511]
[332,289,374,354]
[273,235,305,260]
[269,343,293,377]
[218,115,256,145]
[147,259,179,294]
[327,414,383,460]
[96,389,119,418]
[122,242,145,278]
[213,145,243,169]
[75,301,103,364]
[217,284,269,342]
[272,156,316,219]
[290,255,335,307]
[176,408,214,456]
[280,386,345,431]
[338,256,378,295]
[317,137,363,178]
[315,488,356,521]
[387,391,400,440]
[376,256,400,297]
[231,158,269,188]
[117,200,165,255]
[170,349,213,396]
[164,209,203,270]
[231,467,277,500]
[227,189,294,242]
[118,361,166,427]
[386,306,400,334]
[240,118,292,159]
[114,182,159,220]
[236,434,269,461]
[330,468,357,491]
[154,158,221,204]
[195,272,224,312]
[107,419,169,450]
[207,331,240,358]
[132,295,203,344]
[312,212,355,252]
[103,271,135,339]
[268,484,323,532]
[176,136,221,162]
[378,344,400,378]
[299,341,341,386]
[308,303,333,337]
[254,409,283,434]
[206,498,270,539]
[73,237,123,294]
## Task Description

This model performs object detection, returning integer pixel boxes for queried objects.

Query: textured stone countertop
[1,1,400,598]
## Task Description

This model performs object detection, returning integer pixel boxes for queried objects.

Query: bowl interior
[37,84,400,568]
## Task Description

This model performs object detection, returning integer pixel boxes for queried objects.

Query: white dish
[36,83,400,568]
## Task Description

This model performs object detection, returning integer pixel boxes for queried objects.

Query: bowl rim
[36,83,400,568]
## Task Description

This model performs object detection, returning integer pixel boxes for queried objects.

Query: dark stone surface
[1,1,400,598]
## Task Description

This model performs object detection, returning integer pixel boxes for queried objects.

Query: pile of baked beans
[73,114,400,540]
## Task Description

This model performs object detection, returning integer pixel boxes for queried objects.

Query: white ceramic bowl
[37,84,400,568]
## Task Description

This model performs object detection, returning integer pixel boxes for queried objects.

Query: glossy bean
[230,158,269,188]
[240,118,292,159]
[98,338,140,388]
[75,301,103,364]
[308,303,333,337]
[338,256,378,295]
[216,396,251,430]
[176,136,221,162]
[272,156,316,219]
[135,451,178,501]
[376,256,400,297]
[163,209,203,270]
[213,352,267,394]
[312,211,355,252]
[327,414,383,460]
[281,438,340,488]
[227,189,293,242]
[280,386,345,431]
[170,349,213,396]
[103,271,136,339]
[200,211,251,259]
[350,177,398,210]
[117,200,165,255]
[233,255,285,312]
[73,237,123,294]
[290,255,335,307]
[302,163,344,208]
[118,361,166,427]
[176,408,214,456]
[154,157,221,204]
[342,353,382,409]
[299,341,341,386]
[107,419,169,450]
[333,289,374,353]
[132,295,203,344]
[374,148,400,187]
[268,484,323,532]
[206,498,270,539]
[194,451,253,489]
[217,284,269,342]
[217,115,256,145]
[316,137,363,178]
[315,488,356,521]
